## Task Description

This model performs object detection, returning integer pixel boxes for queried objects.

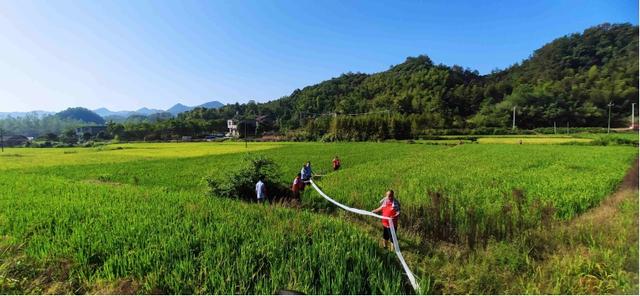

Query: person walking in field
[332,156,341,171]
[372,190,400,251]
[301,161,313,183]
[291,173,302,201]
[255,178,267,203]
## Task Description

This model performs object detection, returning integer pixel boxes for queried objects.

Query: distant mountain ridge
[166,101,225,115]
[0,111,55,119]
[166,103,192,115]
[1,100,225,121]
[93,107,165,118]
[93,101,225,117]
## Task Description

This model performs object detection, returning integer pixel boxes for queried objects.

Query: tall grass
[0,171,409,294]
[0,142,635,293]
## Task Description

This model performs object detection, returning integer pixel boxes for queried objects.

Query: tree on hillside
[61,129,78,145]
[81,132,93,142]
[41,132,59,142]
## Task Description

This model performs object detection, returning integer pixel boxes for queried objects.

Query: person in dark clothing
[301,161,313,182]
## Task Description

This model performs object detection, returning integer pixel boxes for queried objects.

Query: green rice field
[0,141,637,294]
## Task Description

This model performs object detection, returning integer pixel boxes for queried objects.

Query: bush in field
[591,135,639,146]
[207,154,288,201]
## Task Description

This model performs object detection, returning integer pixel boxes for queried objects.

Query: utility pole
[566,122,569,135]
[607,102,614,133]
[512,106,516,130]
[244,120,248,149]
[0,128,3,152]
[553,121,557,134]
[631,103,636,129]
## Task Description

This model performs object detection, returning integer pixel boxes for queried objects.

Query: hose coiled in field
[309,179,420,292]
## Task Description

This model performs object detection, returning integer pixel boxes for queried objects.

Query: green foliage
[60,129,78,145]
[590,134,639,146]
[41,132,59,141]
[55,107,105,124]
[81,132,93,142]
[0,113,86,137]
[0,142,635,294]
[0,143,411,294]
[312,143,636,247]
[428,190,639,294]
[207,154,287,201]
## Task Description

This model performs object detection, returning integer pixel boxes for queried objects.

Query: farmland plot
[0,142,636,294]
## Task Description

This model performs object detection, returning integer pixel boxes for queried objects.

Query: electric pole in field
[0,128,3,152]
[631,103,636,129]
[512,106,516,130]
[607,102,614,133]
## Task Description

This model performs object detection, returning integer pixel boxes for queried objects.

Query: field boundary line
[309,179,420,292]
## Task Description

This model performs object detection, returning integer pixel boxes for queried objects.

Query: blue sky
[0,0,637,112]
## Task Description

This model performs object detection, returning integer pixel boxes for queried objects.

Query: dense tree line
[0,113,87,137]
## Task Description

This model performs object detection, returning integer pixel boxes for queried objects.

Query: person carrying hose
[372,190,400,251]
[300,161,313,183]
[332,156,341,171]
[291,173,302,201]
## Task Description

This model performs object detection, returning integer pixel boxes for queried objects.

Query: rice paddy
[0,140,636,294]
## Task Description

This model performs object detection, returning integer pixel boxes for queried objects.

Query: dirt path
[570,157,638,227]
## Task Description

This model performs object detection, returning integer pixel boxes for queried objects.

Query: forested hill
[475,23,639,128]
[229,23,637,133]
[55,107,105,125]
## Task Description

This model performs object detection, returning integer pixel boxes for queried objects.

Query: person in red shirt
[291,173,302,201]
[372,190,401,251]
[332,156,341,171]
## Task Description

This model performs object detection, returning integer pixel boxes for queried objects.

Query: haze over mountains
[0,111,55,119]
[0,101,225,119]
[93,101,225,117]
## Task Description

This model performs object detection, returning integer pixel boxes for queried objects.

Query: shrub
[206,154,289,201]
[591,135,639,146]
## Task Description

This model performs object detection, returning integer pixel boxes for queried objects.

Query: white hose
[309,179,420,292]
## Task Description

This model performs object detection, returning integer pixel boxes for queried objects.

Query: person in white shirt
[255,178,267,203]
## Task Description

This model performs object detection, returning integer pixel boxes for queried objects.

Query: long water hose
[309,179,420,292]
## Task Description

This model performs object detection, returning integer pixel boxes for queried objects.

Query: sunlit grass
[0,141,636,294]
[0,142,282,170]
